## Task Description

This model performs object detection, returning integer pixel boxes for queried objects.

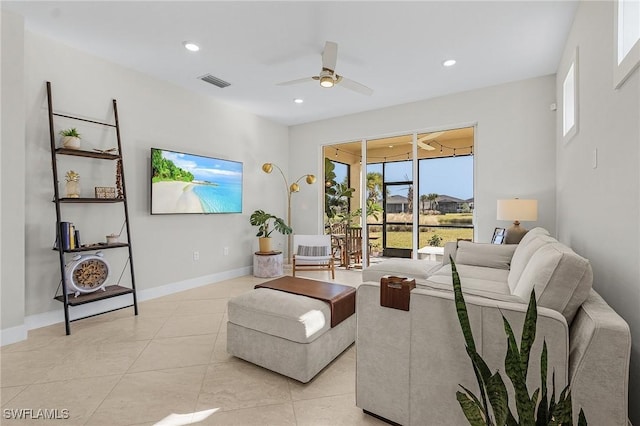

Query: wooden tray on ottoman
[255,276,355,327]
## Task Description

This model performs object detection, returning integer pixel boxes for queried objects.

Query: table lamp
[496,199,538,244]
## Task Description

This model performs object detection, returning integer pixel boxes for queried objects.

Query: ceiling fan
[277,41,374,96]
[415,131,445,151]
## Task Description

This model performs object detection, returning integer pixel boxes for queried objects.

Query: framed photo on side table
[491,227,506,244]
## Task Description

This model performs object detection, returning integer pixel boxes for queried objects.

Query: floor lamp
[262,163,316,263]
[496,198,538,244]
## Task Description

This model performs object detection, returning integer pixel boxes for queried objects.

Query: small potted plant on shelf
[60,128,81,149]
[249,209,292,253]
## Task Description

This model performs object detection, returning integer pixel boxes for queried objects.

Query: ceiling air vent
[199,74,231,88]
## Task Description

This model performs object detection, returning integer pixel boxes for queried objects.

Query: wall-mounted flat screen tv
[151,148,243,214]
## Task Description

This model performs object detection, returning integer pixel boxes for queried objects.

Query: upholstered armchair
[292,234,335,279]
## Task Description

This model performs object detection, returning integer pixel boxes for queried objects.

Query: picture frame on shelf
[491,227,506,244]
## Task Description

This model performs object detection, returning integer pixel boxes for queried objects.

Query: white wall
[1,24,289,339]
[1,10,27,344]
[556,1,640,423]
[289,75,557,243]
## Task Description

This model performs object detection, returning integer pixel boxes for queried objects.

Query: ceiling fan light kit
[320,75,334,88]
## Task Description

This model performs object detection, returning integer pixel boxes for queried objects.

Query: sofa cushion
[362,258,441,283]
[420,264,523,303]
[508,231,555,292]
[455,241,517,270]
[228,288,331,344]
[511,242,593,324]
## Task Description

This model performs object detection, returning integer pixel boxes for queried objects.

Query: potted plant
[450,258,587,425]
[250,209,292,253]
[60,128,81,150]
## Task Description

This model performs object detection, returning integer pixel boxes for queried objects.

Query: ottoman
[227,281,356,383]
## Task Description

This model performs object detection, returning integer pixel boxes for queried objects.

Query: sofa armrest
[442,241,458,265]
[568,290,631,426]
[356,282,411,425]
[408,288,569,425]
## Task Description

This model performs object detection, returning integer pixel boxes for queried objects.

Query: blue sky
[162,150,242,184]
[334,156,473,200]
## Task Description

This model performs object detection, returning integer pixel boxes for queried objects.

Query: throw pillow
[455,241,517,270]
[296,245,329,256]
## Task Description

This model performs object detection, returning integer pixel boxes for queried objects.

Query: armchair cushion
[455,241,517,270]
[296,245,330,257]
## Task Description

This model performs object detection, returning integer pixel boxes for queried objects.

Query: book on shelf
[57,222,80,250]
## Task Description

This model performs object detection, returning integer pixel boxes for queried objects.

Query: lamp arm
[270,163,291,197]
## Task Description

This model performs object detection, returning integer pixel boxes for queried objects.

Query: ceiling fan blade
[322,41,338,73]
[337,76,373,96]
[416,140,436,151]
[417,131,445,143]
[276,76,317,86]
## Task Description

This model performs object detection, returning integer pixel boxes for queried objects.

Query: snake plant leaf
[506,411,518,426]
[520,289,538,374]
[459,384,483,411]
[487,371,511,426]
[466,345,493,387]
[465,346,491,423]
[452,257,476,352]
[578,409,587,426]
[549,388,573,426]
[457,391,490,426]
[503,315,535,425]
[536,342,549,426]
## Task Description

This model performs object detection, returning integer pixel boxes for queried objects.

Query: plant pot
[258,237,272,253]
[62,136,81,149]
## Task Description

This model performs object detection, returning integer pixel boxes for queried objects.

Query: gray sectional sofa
[357,228,631,425]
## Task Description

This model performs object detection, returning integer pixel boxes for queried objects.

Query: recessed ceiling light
[183,42,200,52]
[442,59,456,67]
[293,98,304,104]
[389,145,394,148]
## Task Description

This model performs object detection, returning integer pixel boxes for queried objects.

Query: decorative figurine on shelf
[59,128,81,149]
[64,170,81,198]
[116,159,124,198]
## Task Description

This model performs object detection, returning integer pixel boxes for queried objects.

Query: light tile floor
[0,269,386,425]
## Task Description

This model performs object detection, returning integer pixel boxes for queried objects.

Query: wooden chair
[329,223,347,265]
[345,227,363,268]
[292,234,335,279]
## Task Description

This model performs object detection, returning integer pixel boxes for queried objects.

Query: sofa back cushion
[507,228,553,292]
[455,241,517,270]
[511,242,593,324]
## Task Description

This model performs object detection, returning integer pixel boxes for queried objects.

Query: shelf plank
[53,242,129,253]
[56,197,124,203]
[55,285,134,306]
[55,148,120,160]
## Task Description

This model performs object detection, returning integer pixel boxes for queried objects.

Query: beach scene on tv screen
[151,149,242,214]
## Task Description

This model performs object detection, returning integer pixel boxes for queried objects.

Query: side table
[253,251,283,278]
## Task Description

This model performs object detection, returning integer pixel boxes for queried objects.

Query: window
[614,0,640,88]
[562,49,578,142]
[563,63,576,137]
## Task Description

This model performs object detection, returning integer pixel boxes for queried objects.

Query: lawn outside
[366,213,473,250]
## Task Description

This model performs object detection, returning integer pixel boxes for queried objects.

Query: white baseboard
[1,266,252,346]
[0,324,28,346]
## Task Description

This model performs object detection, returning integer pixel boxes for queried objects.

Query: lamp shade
[496,199,538,221]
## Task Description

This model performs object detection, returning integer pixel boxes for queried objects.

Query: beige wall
[289,75,557,244]
[555,1,640,423]
[1,21,289,340]
[1,10,27,343]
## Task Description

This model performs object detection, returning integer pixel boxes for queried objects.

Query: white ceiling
[3,1,578,126]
